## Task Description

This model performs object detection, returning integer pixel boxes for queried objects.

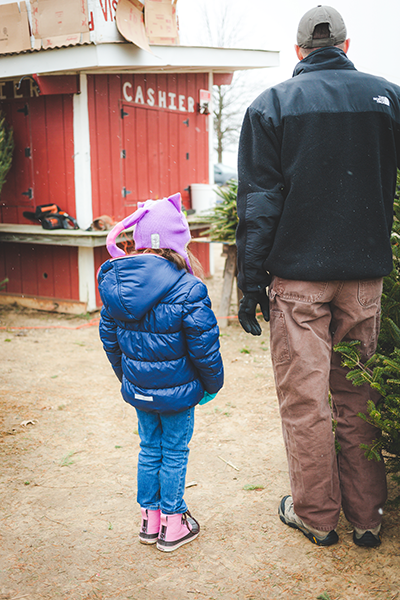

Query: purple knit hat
[106,193,193,274]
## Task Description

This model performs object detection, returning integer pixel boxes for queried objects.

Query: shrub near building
[0,110,13,196]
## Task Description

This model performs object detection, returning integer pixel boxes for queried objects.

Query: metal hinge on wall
[22,188,33,199]
[121,108,129,118]
[122,187,132,197]
[17,104,29,116]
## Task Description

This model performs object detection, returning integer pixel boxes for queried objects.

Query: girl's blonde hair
[132,246,204,280]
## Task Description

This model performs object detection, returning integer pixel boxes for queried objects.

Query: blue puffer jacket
[98,254,224,413]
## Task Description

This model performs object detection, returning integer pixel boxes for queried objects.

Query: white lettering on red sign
[135,86,144,104]
[0,80,40,99]
[158,90,166,108]
[168,92,176,110]
[187,97,195,112]
[13,83,23,100]
[123,81,195,112]
[147,88,155,106]
[123,81,133,101]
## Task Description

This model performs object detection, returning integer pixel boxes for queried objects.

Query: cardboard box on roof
[144,0,179,45]
[94,0,179,47]
[0,1,31,54]
[115,0,151,53]
[0,0,179,55]
[30,0,90,49]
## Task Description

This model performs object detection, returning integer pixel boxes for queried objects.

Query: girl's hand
[199,391,217,405]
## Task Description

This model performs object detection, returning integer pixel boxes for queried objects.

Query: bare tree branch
[179,0,264,163]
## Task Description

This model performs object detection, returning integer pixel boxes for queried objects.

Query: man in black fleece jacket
[236,5,400,547]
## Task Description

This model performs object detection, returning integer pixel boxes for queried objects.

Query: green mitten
[199,391,217,405]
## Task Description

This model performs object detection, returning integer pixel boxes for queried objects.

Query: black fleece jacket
[236,47,400,292]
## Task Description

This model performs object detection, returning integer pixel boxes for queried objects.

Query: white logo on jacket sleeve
[373,95,390,106]
[135,393,154,402]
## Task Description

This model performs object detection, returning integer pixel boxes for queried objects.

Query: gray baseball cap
[297,5,347,48]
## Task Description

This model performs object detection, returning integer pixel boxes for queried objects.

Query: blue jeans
[135,407,195,514]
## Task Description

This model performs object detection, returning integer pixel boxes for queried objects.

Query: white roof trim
[0,44,279,78]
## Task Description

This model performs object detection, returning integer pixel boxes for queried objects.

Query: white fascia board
[78,246,97,311]
[146,45,280,71]
[0,44,279,79]
[73,74,93,231]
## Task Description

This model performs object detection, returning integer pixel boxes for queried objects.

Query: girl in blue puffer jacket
[98,193,224,553]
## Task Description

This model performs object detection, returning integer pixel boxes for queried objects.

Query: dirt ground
[1,244,399,600]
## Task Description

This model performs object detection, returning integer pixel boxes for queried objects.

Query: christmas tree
[335,172,400,494]
[0,110,13,196]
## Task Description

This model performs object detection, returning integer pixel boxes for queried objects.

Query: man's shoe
[278,495,339,546]
[353,525,381,547]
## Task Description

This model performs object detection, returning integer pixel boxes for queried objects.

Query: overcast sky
[177,0,400,86]
[177,0,400,165]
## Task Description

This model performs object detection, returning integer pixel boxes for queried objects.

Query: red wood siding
[0,242,79,300]
[94,245,110,307]
[0,91,75,225]
[88,73,210,221]
[189,241,211,279]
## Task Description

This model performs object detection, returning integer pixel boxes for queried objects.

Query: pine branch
[198,180,238,243]
[0,112,14,195]
[334,170,400,496]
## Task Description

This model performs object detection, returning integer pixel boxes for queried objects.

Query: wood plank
[109,75,124,220]
[0,224,110,247]
[89,74,114,219]
[94,245,110,307]
[218,244,237,328]
[2,242,22,294]
[54,245,78,300]
[0,222,207,247]
[0,292,89,314]
[20,243,39,296]
[35,244,55,298]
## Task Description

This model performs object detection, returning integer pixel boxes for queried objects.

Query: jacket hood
[293,47,356,77]
[98,254,187,322]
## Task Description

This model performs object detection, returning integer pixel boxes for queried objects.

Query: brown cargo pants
[269,277,387,532]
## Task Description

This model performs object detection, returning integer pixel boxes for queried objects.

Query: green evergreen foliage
[377,172,400,356]
[334,340,400,484]
[199,180,238,243]
[335,171,400,492]
[0,111,13,195]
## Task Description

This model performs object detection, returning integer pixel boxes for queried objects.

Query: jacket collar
[293,47,356,77]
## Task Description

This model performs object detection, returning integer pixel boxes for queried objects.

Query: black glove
[238,290,270,336]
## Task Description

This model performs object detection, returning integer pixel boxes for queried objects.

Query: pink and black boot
[139,508,161,544]
[157,510,200,552]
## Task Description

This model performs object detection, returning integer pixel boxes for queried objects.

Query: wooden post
[218,244,237,328]
[237,278,243,308]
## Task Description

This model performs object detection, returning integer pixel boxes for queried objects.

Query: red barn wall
[0,72,212,306]
[0,80,76,225]
[0,242,79,300]
[94,244,110,306]
[87,73,210,222]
